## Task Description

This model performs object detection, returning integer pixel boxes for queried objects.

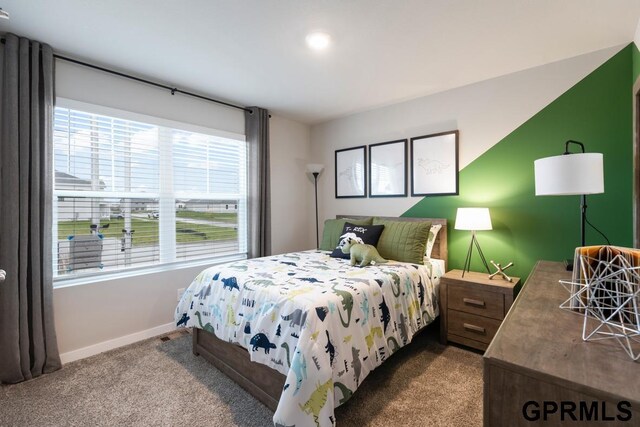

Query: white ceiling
[1,1,639,124]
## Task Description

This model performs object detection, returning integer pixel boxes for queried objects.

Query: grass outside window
[58,218,237,245]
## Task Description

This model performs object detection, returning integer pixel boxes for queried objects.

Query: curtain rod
[0,37,252,114]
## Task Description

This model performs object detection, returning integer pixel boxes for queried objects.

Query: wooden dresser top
[484,260,640,404]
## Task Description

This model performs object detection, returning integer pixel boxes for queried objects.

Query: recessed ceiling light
[305,32,330,51]
[0,8,9,20]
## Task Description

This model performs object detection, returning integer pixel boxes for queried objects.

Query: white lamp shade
[306,163,324,174]
[455,208,492,231]
[534,153,604,195]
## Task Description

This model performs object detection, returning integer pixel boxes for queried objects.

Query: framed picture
[369,139,407,197]
[335,146,367,198]
[410,130,459,196]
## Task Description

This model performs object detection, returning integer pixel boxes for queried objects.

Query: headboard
[336,215,448,270]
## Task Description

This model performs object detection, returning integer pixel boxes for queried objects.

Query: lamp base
[462,231,491,277]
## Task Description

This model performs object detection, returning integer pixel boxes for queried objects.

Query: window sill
[53,253,248,289]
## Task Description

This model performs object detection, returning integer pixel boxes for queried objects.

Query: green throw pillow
[373,218,432,264]
[319,217,373,251]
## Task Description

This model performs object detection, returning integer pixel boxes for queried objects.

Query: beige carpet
[0,326,482,426]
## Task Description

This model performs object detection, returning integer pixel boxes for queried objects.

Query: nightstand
[439,269,520,351]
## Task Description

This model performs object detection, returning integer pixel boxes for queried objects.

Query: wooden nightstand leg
[439,281,448,344]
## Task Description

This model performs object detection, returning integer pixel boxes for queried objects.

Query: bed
[175,216,447,427]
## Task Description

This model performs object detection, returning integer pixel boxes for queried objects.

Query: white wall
[310,46,619,223]
[52,61,312,359]
[635,18,640,48]
[56,61,245,136]
[53,264,206,358]
[270,115,316,254]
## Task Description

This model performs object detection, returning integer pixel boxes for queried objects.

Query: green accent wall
[403,44,635,280]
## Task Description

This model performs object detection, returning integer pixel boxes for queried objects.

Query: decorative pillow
[425,223,442,258]
[319,217,373,251]
[373,218,432,264]
[330,222,385,259]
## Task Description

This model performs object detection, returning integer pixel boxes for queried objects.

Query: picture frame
[368,139,407,197]
[335,146,367,198]
[410,130,459,196]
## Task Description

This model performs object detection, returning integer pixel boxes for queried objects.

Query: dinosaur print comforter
[175,250,441,427]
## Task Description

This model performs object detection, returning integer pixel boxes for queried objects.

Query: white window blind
[53,102,247,280]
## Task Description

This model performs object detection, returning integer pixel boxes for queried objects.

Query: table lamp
[455,207,492,277]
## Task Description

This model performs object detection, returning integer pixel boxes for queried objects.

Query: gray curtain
[0,33,61,383]
[245,107,271,258]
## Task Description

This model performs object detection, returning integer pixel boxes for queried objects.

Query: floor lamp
[534,140,604,270]
[307,163,324,248]
[455,208,492,277]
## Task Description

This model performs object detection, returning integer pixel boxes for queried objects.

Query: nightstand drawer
[448,283,504,320]
[447,310,501,344]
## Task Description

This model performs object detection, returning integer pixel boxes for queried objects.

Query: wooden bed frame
[192,216,448,411]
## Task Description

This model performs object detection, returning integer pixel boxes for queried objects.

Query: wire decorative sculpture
[559,250,640,361]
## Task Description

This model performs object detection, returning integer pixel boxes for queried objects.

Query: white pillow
[424,224,442,259]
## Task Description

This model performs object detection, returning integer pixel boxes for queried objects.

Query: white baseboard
[60,322,177,364]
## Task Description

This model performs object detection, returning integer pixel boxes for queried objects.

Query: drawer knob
[463,323,486,334]
[463,297,486,308]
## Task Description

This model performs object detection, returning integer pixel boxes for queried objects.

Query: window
[53,100,247,280]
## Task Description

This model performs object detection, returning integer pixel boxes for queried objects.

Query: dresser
[484,261,640,426]
[439,269,520,351]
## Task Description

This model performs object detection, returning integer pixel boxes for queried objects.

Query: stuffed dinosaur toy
[339,233,388,267]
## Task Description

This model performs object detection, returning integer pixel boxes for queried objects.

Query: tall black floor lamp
[307,164,324,248]
[534,140,605,270]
